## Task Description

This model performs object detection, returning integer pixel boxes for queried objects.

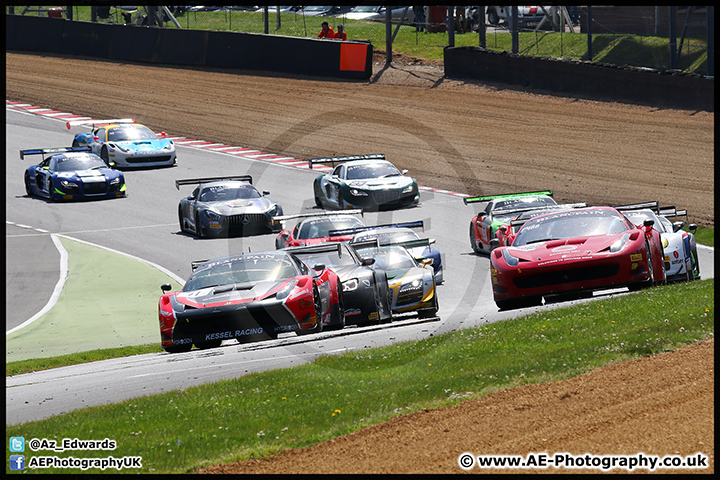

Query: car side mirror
[361,257,375,266]
[313,263,326,272]
[688,223,698,233]
[643,219,654,231]
[401,169,408,175]
[161,283,172,293]
[263,191,270,196]
[499,226,507,233]
[672,221,685,233]
[187,195,195,201]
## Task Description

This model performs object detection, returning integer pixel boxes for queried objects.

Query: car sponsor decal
[630,254,643,262]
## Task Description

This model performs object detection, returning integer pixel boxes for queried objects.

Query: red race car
[490,206,666,310]
[274,210,364,249]
[158,250,344,353]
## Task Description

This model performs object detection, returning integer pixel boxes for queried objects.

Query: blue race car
[67,118,176,168]
[22,146,127,201]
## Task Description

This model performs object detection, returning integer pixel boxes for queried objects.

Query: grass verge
[5,278,713,474]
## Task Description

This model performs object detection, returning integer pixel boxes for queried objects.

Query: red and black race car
[158,250,344,353]
[273,210,364,249]
[490,206,666,310]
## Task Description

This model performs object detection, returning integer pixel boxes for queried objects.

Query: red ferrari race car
[158,250,344,353]
[273,210,364,249]
[490,206,667,310]
[465,190,557,253]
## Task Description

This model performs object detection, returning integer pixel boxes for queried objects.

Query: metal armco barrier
[5,15,372,80]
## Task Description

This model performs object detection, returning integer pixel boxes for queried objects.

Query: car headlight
[111,143,128,152]
[164,142,174,150]
[502,249,520,267]
[109,177,121,185]
[399,278,423,292]
[275,279,298,300]
[204,210,222,221]
[402,184,414,193]
[342,278,359,292]
[59,180,78,188]
[610,233,631,253]
[350,189,368,197]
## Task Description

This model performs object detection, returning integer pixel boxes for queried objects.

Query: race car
[333,221,444,284]
[490,206,667,310]
[310,154,420,211]
[158,250,344,353]
[465,190,557,253]
[617,201,700,282]
[274,211,365,249]
[176,176,284,238]
[353,242,438,318]
[286,242,393,326]
[67,118,176,168]
[22,146,126,201]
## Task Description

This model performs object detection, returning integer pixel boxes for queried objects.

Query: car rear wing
[327,220,425,238]
[175,176,253,190]
[659,206,691,223]
[462,190,553,205]
[190,259,210,271]
[285,242,344,257]
[272,209,364,225]
[66,118,135,129]
[614,201,660,213]
[20,146,91,160]
[347,238,381,252]
[308,153,385,169]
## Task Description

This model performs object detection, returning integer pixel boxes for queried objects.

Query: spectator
[317,21,334,38]
[334,24,347,40]
[455,6,466,33]
[413,6,426,32]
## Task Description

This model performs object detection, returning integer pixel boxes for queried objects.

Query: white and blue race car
[67,118,176,168]
[618,202,700,282]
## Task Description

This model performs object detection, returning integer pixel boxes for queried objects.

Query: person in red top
[333,24,347,40]
[317,21,334,38]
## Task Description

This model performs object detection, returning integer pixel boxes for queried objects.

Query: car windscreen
[493,196,556,212]
[184,254,298,291]
[297,217,364,239]
[623,210,670,233]
[359,247,416,270]
[53,154,107,172]
[513,209,629,246]
[293,248,357,269]
[107,125,158,141]
[199,184,261,202]
[346,162,401,180]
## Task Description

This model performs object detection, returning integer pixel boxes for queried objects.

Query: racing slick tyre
[178,208,186,233]
[469,222,482,254]
[163,344,192,354]
[72,139,80,148]
[418,294,438,318]
[47,178,57,202]
[24,172,33,196]
[313,182,324,208]
[298,284,324,335]
[100,146,110,166]
[195,339,222,350]
[487,7,500,25]
[325,279,346,331]
[195,213,205,238]
[628,241,655,291]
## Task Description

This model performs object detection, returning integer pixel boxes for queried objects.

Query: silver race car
[177,176,284,237]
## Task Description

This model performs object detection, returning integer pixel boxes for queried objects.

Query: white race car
[618,202,700,282]
[67,118,176,168]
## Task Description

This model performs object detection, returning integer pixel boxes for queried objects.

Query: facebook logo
[10,436,25,452]
[9,455,25,470]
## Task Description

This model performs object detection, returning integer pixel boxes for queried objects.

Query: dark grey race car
[285,242,393,326]
[177,175,284,237]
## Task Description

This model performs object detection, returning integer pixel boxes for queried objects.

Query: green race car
[310,154,420,211]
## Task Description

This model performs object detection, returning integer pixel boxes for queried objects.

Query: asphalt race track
[5,107,714,426]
